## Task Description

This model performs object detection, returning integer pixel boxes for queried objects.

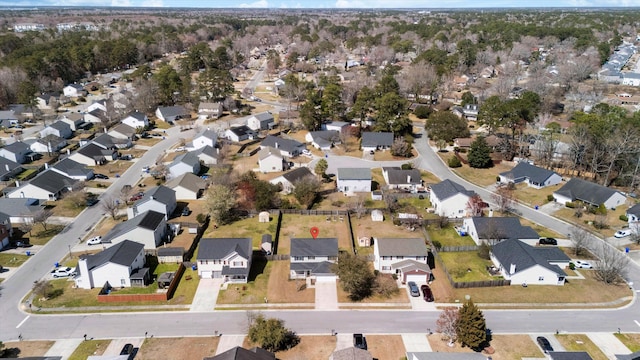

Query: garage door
[200,271,212,278]
[315,275,337,283]
[405,274,427,283]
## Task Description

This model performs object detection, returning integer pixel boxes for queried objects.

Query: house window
[382,256,391,260]
[328,256,337,261]
[293,256,304,261]
[396,256,404,260]
[307,256,315,260]
[233,261,243,266]
[382,266,391,270]
[538,276,544,281]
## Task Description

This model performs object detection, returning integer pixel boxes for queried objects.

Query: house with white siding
[196,238,252,283]
[127,185,177,220]
[336,168,371,194]
[6,170,77,201]
[429,179,478,218]
[74,240,149,289]
[490,239,570,286]
[121,111,149,129]
[165,173,207,200]
[101,210,167,250]
[553,178,626,210]
[373,237,430,284]
[289,238,338,280]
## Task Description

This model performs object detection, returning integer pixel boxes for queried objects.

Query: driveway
[104,337,144,357]
[315,277,338,310]
[190,278,224,312]
[402,333,432,352]
[406,282,437,311]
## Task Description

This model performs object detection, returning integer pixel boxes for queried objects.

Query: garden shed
[259,211,270,223]
[261,234,273,255]
[157,247,184,263]
[371,209,384,222]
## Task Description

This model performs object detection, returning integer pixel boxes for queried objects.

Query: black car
[120,343,134,356]
[94,173,109,180]
[15,241,33,248]
[421,284,434,302]
[353,333,367,350]
[86,197,99,206]
[536,336,553,353]
[539,237,557,245]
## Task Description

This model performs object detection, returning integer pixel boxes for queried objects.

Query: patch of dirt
[245,335,336,360]
[267,260,315,303]
[366,335,406,359]
[2,341,55,357]
[137,337,219,360]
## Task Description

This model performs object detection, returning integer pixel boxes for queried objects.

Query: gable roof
[0,197,43,217]
[102,210,165,243]
[492,239,569,276]
[193,145,220,160]
[80,240,144,271]
[194,129,217,141]
[157,105,188,118]
[430,179,476,201]
[205,346,275,360]
[290,238,338,257]
[136,185,175,206]
[36,134,66,148]
[385,168,422,185]
[77,142,113,159]
[469,217,539,240]
[52,158,92,177]
[2,141,30,154]
[49,120,71,133]
[29,169,77,193]
[331,347,373,360]
[554,178,624,206]
[308,130,339,147]
[165,173,206,193]
[500,162,558,184]
[171,151,200,168]
[227,125,254,137]
[110,123,136,137]
[282,167,313,183]
[124,111,147,121]
[250,111,274,122]
[376,238,428,257]
[261,135,303,153]
[197,238,252,261]
[258,146,282,161]
[338,168,371,181]
[627,203,640,217]
[0,156,21,178]
[361,132,394,147]
[198,102,223,111]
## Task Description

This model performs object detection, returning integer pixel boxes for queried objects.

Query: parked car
[408,281,420,297]
[573,260,593,269]
[181,207,191,216]
[15,241,33,248]
[615,229,632,238]
[120,343,134,358]
[86,197,99,206]
[141,166,150,172]
[87,236,102,245]
[94,173,109,179]
[302,149,312,156]
[353,334,367,350]
[51,267,76,278]
[539,237,557,245]
[536,336,553,353]
[421,284,434,302]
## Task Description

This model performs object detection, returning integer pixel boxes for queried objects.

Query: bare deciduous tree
[436,307,459,346]
[33,209,53,232]
[570,226,590,256]
[593,242,629,285]
[466,194,485,217]
[349,194,367,219]
[491,185,515,213]
[101,196,120,220]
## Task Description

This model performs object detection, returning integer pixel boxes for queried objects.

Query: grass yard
[556,334,609,360]
[267,260,314,303]
[278,215,352,254]
[337,277,409,304]
[137,337,219,360]
[554,205,629,238]
[518,218,565,239]
[428,333,544,360]
[513,182,561,207]
[47,197,85,217]
[135,137,163,147]
[67,339,110,360]
[443,153,513,187]
[438,251,496,282]
[248,335,336,360]
[427,224,477,247]
[0,253,30,267]
[397,196,436,219]
[204,216,277,249]
[1,341,55,358]
[95,160,134,176]
[366,335,406,360]
[614,333,640,352]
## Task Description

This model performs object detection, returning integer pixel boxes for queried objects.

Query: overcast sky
[2,0,640,8]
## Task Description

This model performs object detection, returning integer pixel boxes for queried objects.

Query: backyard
[278,214,352,254]
[203,216,277,249]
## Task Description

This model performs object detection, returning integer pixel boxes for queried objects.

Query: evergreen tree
[455,299,487,350]
[467,136,493,169]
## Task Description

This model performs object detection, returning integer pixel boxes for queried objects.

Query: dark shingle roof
[430,179,475,200]
[3,141,30,154]
[627,204,640,217]
[102,210,165,243]
[30,169,77,193]
[499,162,557,184]
[81,240,144,270]
[361,132,394,147]
[0,156,21,178]
[197,238,252,261]
[157,247,184,257]
[261,135,303,153]
[282,167,313,183]
[49,120,71,133]
[290,238,338,257]
[228,125,254,137]
[0,197,43,217]
[204,346,275,360]
[77,142,113,159]
[386,168,421,185]
[338,168,371,180]
[554,178,624,206]
[491,239,569,276]
[251,111,274,122]
[376,238,428,257]
[125,111,147,121]
[110,123,136,137]
[171,151,200,168]
[136,185,175,206]
[36,134,66,149]
[469,217,539,240]
[308,130,339,148]
[548,352,593,360]
[157,105,188,118]
[165,173,206,193]
[52,158,92,177]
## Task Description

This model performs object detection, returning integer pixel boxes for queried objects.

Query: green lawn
[438,251,495,282]
[204,216,277,249]
[0,253,30,267]
[614,333,640,352]
[68,340,111,360]
[556,334,608,360]
[217,258,270,304]
[427,225,477,247]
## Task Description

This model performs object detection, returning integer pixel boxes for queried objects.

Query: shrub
[431,240,442,251]
[414,105,432,119]
[569,262,575,270]
[196,213,207,224]
[401,163,413,170]
[393,218,401,226]
[595,204,607,215]
[565,202,576,208]
[448,156,462,168]
[620,214,629,222]
[458,148,467,153]
[547,194,555,202]
[331,200,344,207]
[477,242,491,260]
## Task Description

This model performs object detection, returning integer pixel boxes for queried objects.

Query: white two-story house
[196,238,252,283]
[373,237,430,283]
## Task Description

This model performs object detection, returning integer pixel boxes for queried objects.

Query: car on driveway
[536,336,553,353]
[421,284,434,302]
[14,241,33,248]
[573,260,593,269]
[51,267,76,278]
[539,237,557,245]
[94,173,109,180]
[615,229,632,238]
[87,236,102,245]
[181,206,191,216]
[353,334,367,350]
[408,281,420,297]
[120,343,134,359]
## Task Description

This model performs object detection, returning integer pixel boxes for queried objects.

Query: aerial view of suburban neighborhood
[3,4,640,360]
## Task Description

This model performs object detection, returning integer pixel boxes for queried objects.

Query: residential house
[69,143,116,166]
[58,112,84,131]
[373,238,430,283]
[121,111,149,129]
[193,145,220,166]
[616,351,640,360]
[203,347,275,360]
[198,102,223,120]
[8,104,32,119]
[406,353,487,360]
[462,217,540,245]
[101,210,167,250]
[289,238,338,279]
[269,167,314,194]
[165,173,207,200]
[553,178,626,210]
[83,108,108,124]
[247,111,275,131]
[382,167,423,192]
[330,347,373,360]
[168,151,201,179]
[196,238,252,283]
[499,162,562,189]
[93,133,130,150]
[225,125,256,142]
[36,93,58,110]
[74,240,149,290]
[490,239,570,286]
[108,123,137,142]
[63,84,86,98]
[156,105,189,123]
[549,352,593,360]
[0,141,33,163]
[157,247,184,264]
[626,203,640,231]
[0,198,44,224]
[258,147,285,173]
[260,135,305,158]
[0,212,11,249]
[0,110,19,128]
[86,99,107,113]
[51,158,94,180]
[454,135,501,150]
[361,132,394,152]
[305,130,340,150]
[127,185,177,220]
[0,156,23,181]
[190,129,218,150]
[429,179,478,218]
[28,135,67,154]
[39,120,72,139]
[6,169,77,201]
[336,168,371,194]
[323,121,350,133]
[462,104,479,121]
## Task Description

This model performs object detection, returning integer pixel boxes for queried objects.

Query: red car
[421,284,434,302]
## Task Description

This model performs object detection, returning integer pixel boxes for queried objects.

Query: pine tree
[455,299,487,350]
[467,136,493,169]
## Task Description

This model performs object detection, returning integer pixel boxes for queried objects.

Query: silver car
[408,281,420,297]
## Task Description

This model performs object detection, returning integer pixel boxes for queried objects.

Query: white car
[302,149,312,156]
[614,229,632,238]
[573,260,593,269]
[87,236,102,245]
[51,267,76,278]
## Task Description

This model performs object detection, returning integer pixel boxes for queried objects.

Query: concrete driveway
[190,278,223,312]
[315,278,338,310]
[402,333,432,352]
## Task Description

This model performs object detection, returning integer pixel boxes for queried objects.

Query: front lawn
[614,333,640,352]
[556,334,608,360]
[68,340,110,360]
[0,253,30,267]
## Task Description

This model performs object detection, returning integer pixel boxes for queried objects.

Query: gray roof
[554,178,624,206]
[338,168,371,180]
[616,350,640,360]
[386,168,421,185]
[0,156,21,178]
[125,111,147,121]
[171,151,200,168]
[228,125,254,137]
[406,352,487,360]
[469,217,539,240]
[52,158,92,177]
[36,134,66,149]
[361,132,394,147]
[205,346,275,360]
[331,347,373,360]
[0,197,43,217]
[110,123,136,136]
[251,111,274,122]
[376,238,428,257]
[308,130,339,148]
[157,247,184,257]
[627,204,640,217]
[93,133,121,149]
[499,162,558,184]
[136,185,176,207]
[102,210,165,243]
[165,173,206,193]
[197,238,252,261]
[49,120,71,133]
[549,352,593,360]
[258,146,282,161]
[78,142,114,159]
[157,105,188,118]
[81,240,144,271]
[195,129,217,141]
[261,135,303,153]
[492,239,569,276]
[3,141,31,154]
[290,261,335,275]
[430,179,475,200]
[29,169,77,193]
[193,145,220,160]
[282,167,313,183]
[0,110,18,120]
[290,238,338,257]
